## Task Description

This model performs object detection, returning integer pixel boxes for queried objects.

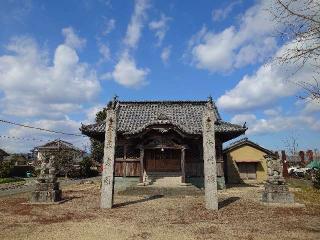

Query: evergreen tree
[90,108,107,163]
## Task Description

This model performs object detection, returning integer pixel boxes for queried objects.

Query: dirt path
[0,183,319,240]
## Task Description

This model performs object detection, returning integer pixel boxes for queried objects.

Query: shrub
[80,157,99,178]
[11,165,34,177]
[313,170,320,189]
[0,161,14,178]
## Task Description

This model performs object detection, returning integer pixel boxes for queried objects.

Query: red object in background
[306,150,314,162]
[299,151,305,166]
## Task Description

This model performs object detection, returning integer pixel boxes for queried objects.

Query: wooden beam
[139,148,145,183]
[123,145,127,177]
[181,147,186,183]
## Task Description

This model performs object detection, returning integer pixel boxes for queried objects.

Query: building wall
[225,145,268,183]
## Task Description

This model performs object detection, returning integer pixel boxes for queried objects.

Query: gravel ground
[0,182,319,240]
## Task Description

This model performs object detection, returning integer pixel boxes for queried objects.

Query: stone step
[148,176,182,187]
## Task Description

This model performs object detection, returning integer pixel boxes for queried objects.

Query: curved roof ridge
[118,100,208,104]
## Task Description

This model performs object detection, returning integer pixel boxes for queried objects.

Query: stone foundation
[262,182,294,204]
[31,189,62,203]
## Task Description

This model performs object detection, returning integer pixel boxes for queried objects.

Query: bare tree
[284,135,299,156]
[270,0,320,100]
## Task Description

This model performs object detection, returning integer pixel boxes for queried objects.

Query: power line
[0,119,85,137]
[0,135,51,142]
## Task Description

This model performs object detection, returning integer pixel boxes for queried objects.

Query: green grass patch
[287,178,320,205]
[0,178,25,184]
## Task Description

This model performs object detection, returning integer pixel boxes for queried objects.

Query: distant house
[0,148,9,162]
[33,139,85,164]
[223,138,275,183]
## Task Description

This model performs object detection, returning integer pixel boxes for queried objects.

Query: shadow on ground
[218,197,240,209]
[113,194,164,208]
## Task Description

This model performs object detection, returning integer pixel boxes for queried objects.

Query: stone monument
[262,154,294,204]
[202,98,218,210]
[30,157,62,203]
[100,100,117,209]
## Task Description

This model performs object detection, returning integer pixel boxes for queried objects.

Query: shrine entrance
[145,148,181,172]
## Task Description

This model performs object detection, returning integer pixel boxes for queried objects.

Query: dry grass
[0,181,319,240]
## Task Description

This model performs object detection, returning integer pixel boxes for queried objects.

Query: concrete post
[202,102,218,210]
[100,107,117,209]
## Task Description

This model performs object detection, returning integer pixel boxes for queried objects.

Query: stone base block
[30,190,62,203]
[37,177,57,183]
[35,182,60,191]
[262,183,294,204]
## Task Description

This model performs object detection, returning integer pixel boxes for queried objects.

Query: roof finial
[112,94,118,109]
[107,94,119,109]
[208,95,213,104]
[113,94,118,102]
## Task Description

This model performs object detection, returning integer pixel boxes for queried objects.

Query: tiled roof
[0,149,9,157]
[223,137,274,155]
[81,100,246,136]
[34,139,81,151]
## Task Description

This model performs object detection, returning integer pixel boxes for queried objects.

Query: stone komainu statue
[262,154,294,204]
[30,156,62,203]
[265,155,285,184]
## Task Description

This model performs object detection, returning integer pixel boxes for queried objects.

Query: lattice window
[115,145,124,159]
[126,146,140,159]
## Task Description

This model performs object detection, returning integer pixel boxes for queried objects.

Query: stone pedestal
[30,158,62,203]
[31,177,62,203]
[262,182,294,203]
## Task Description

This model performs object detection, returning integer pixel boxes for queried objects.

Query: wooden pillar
[139,148,144,183]
[101,107,117,209]
[123,145,127,177]
[181,147,186,183]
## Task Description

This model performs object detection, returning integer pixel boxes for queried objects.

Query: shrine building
[81,97,247,188]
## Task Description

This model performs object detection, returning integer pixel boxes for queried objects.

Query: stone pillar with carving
[202,99,218,210]
[100,102,117,209]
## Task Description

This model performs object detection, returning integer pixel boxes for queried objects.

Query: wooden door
[237,163,257,180]
[145,149,181,172]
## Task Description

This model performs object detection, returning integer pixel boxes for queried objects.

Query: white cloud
[0,28,100,119]
[102,18,116,35]
[149,13,171,46]
[231,113,320,135]
[217,42,316,111]
[62,27,86,49]
[98,42,111,61]
[161,46,171,64]
[296,97,320,113]
[112,53,149,88]
[84,104,105,123]
[123,0,149,49]
[263,107,282,117]
[188,1,278,72]
[107,0,150,88]
[212,0,242,22]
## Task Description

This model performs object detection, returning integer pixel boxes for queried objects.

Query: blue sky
[0,0,319,153]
